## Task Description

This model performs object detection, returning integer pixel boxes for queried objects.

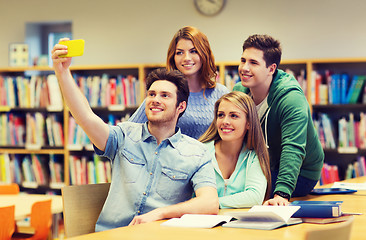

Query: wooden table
[0,193,63,220]
[0,193,63,239]
[67,177,366,240]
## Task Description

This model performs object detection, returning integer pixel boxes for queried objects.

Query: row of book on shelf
[313,112,366,149]
[224,67,366,105]
[0,112,64,147]
[224,68,307,93]
[310,71,366,105]
[0,74,63,111]
[320,156,366,185]
[67,114,130,147]
[1,153,365,189]
[0,106,133,148]
[73,73,140,108]
[0,153,63,188]
[0,73,141,110]
[0,153,111,187]
[69,154,111,185]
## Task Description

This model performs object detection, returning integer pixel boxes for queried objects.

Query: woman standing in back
[129,26,229,139]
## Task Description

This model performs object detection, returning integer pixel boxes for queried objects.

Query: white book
[6,77,16,108]
[69,156,76,185]
[34,76,42,108]
[332,181,366,190]
[87,161,96,184]
[161,214,233,228]
[49,157,57,183]
[51,115,62,146]
[16,76,25,107]
[360,112,366,148]
[91,76,100,107]
[321,114,336,149]
[46,116,55,146]
[35,112,45,146]
[348,113,355,147]
[28,76,35,107]
[222,205,302,230]
[97,160,106,183]
[47,74,63,111]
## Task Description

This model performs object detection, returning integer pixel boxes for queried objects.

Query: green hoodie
[233,69,324,196]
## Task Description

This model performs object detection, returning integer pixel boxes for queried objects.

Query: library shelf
[309,58,366,182]
[1,58,365,189]
[0,64,144,191]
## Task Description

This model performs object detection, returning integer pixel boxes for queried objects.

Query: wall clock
[194,0,226,16]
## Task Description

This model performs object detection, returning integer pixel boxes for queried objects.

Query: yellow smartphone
[59,39,85,57]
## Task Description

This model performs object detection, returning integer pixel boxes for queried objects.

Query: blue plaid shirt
[94,122,216,231]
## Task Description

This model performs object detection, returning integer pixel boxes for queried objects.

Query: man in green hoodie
[233,34,324,206]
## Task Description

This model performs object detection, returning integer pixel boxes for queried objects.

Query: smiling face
[145,80,184,125]
[174,39,202,79]
[216,99,249,143]
[238,47,276,92]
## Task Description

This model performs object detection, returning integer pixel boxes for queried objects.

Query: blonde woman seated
[199,91,271,208]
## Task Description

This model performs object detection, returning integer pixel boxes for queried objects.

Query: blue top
[128,83,230,139]
[205,141,267,208]
[94,122,217,231]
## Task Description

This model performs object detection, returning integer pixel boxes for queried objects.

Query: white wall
[1,0,366,67]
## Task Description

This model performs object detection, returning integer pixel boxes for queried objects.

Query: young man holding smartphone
[52,39,219,230]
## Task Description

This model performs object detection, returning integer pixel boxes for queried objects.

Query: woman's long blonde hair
[199,91,271,201]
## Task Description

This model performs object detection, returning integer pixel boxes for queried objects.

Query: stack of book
[290,200,343,218]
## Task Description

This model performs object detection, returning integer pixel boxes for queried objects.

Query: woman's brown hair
[166,26,217,89]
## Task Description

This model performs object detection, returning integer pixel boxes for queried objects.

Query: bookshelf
[1,59,365,191]
[0,64,150,192]
[220,58,366,182]
[309,59,366,182]
[220,60,309,93]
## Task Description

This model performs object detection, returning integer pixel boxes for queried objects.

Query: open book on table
[222,205,302,230]
[161,206,302,230]
[161,214,234,228]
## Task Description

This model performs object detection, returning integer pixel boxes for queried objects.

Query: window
[25,22,72,67]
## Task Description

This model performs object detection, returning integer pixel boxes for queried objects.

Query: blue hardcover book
[349,76,365,104]
[290,201,342,218]
[330,74,340,104]
[346,75,359,103]
[340,74,349,104]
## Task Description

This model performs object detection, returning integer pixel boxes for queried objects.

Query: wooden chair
[12,199,52,240]
[0,205,15,240]
[304,216,354,240]
[0,184,20,194]
[61,183,110,238]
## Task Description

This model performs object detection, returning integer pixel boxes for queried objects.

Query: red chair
[0,184,20,194]
[12,199,52,240]
[0,205,15,240]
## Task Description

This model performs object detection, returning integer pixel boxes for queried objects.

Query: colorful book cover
[110,78,116,105]
[340,74,349,104]
[290,200,342,218]
[320,113,336,148]
[349,75,365,104]
[330,74,340,104]
[358,156,366,176]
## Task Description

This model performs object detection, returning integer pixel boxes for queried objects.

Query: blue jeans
[271,170,318,198]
